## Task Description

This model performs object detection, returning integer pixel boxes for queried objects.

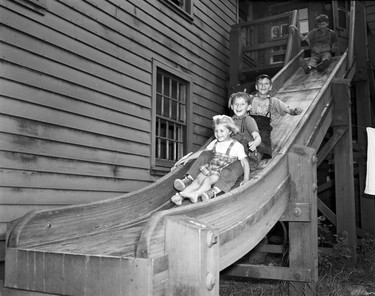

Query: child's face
[256,78,272,96]
[317,21,328,29]
[214,123,231,142]
[230,97,251,117]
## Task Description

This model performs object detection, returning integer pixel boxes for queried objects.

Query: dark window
[152,62,192,174]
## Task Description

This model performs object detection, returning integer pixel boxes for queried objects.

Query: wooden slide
[4,51,349,296]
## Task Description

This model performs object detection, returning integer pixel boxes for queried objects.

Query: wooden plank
[0,117,150,156]
[0,151,151,180]
[166,216,219,296]
[0,26,151,97]
[0,77,150,127]
[305,101,333,151]
[0,0,151,79]
[0,44,151,110]
[316,127,346,166]
[0,188,119,205]
[0,171,149,191]
[62,0,229,82]
[4,248,154,296]
[332,81,357,260]
[288,145,318,295]
[223,264,312,282]
[0,133,150,168]
[0,95,150,144]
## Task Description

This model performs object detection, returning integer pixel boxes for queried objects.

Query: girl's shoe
[201,189,217,201]
[171,193,183,206]
[174,176,193,191]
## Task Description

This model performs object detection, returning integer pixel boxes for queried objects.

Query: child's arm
[174,150,204,167]
[240,157,250,183]
[289,25,308,42]
[248,131,261,152]
[271,97,303,116]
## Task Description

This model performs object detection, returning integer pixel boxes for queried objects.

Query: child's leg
[171,173,205,206]
[180,173,206,194]
[316,52,331,72]
[174,150,214,191]
[308,53,320,68]
[185,150,213,179]
[181,175,219,203]
[212,160,244,194]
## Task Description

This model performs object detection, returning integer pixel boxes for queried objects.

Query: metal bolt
[293,207,302,217]
[207,231,218,248]
[206,272,216,290]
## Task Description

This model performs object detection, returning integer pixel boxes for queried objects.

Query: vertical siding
[366,1,375,34]
[0,0,238,240]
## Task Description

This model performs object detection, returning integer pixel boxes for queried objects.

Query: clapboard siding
[0,133,149,167]
[0,0,238,243]
[0,188,119,205]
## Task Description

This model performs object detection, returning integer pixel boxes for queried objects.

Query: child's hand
[248,141,257,152]
[289,25,298,32]
[293,107,303,115]
[240,179,249,186]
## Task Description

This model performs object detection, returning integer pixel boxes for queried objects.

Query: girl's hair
[227,91,252,108]
[212,115,239,134]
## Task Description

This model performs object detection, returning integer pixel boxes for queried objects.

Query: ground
[219,226,375,296]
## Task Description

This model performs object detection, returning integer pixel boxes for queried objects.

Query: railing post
[166,215,219,296]
[229,25,242,89]
[285,10,301,64]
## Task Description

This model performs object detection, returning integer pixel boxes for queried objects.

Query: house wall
[0,0,238,257]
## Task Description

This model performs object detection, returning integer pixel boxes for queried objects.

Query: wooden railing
[229,10,300,88]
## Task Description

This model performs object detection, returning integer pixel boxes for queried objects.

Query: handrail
[284,10,301,64]
[347,0,356,70]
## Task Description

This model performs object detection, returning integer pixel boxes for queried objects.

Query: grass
[219,223,375,296]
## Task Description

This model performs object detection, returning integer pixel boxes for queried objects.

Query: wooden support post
[352,1,375,235]
[332,79,357,261]
[287,145,318,296]
[166,215,219,296]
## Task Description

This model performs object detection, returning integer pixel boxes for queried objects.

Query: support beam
[332,79,357,261]
[166,216,219,296]
[287,145,318,296]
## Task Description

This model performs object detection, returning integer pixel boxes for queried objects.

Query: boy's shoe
[299,57,311,74]
[201,188,217,201]
[316,59,330,72]
[171,193,183,206]
[173,175,193,191]
[248,150,261,170]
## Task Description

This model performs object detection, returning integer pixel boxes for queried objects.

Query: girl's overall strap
[225,140,236,155]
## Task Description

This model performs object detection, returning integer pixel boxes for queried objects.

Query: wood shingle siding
[0,0,237,249]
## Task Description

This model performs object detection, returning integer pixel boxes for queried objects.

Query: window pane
[299,8,308,20]
[300,20,309,34]
[156,94,162,115]
[155,68,188,165]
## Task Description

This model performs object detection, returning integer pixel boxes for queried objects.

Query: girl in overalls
[171,115,250,205]
[250,74,303,161]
